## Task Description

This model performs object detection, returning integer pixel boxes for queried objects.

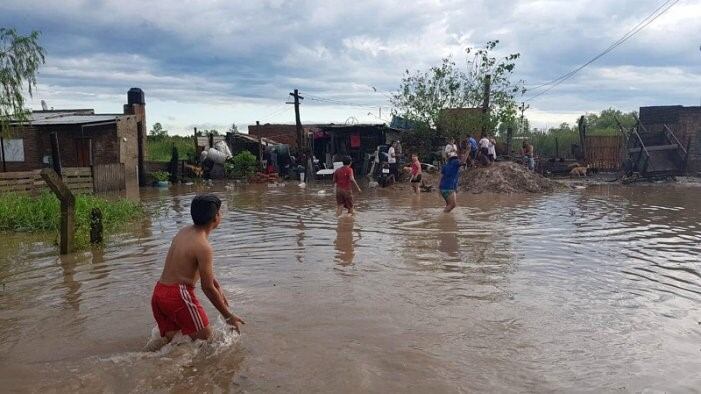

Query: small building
[2,89,147,192]
[312,124,403,176]
[639,105,701,173]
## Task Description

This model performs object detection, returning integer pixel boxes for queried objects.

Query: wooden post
[193,127,199,162]
[289,89,304,148]
[208,132,214,148]
[481,74,491,136]
[256,121,263,162]
[0,136,6,172]
[50,132,62,176]
[90,208,103,244]
[40,168,75,254]
[506,126,513,158]
[577,116,586,162]
[555,136,560,158]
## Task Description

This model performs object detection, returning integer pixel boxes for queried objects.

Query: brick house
[1,89,147,188]
[639,105,701,173]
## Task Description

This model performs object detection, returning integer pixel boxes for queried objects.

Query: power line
[524,0,680,102]
[304,94,388,111]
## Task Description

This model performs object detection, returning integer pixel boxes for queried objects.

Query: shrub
[0,192,143,249]
[151,171,170,182]
[147,135,196,162]
[225,150,258,178]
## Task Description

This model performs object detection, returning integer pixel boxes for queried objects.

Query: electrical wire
[524,0,680,102]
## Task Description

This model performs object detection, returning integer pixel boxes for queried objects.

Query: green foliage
[151,171,170,182]
[225,150,258,178]
[584,108,637,135]
[149,122,168,137]
[147,135,195,162]
[0,192,142,249]
[0,28,45,136]
[228,123,239,133]
[512,108,638,158]
[391,40,525,140]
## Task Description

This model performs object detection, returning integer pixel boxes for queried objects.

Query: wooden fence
[585,136,624,171]
[93,163,126,193]
[0,167,94,195]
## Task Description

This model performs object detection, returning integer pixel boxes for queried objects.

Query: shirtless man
[150,194,245,347]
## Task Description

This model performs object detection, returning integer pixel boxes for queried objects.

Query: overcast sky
[2,0,699,134]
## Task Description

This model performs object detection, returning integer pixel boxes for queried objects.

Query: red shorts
[151,282,209,336]
[336,189,353,209]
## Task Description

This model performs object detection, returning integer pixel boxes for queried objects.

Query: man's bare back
[149,194,244,348]
[159,226,209,287]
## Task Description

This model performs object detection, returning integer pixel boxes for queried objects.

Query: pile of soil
[421,161,566,194]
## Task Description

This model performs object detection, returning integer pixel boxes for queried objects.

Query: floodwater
[0,182,700,393]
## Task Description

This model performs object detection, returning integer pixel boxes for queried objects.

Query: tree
[391,40,525,140]
[0,28,45,136]
[228,123,239,134]
[584,108,637,135]
[149,122,168,137]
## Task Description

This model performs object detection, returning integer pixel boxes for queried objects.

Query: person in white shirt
[387,141,398,180]
[488,137,497,162]
[478,135,491,165]
[443,138,458,160]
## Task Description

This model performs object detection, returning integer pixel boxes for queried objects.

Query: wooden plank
[0,171,38,180]
[0,178,34,186]
[628,144,678,153]
[62,167,92,176]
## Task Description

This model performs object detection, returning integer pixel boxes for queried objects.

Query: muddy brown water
[0,183,699,392]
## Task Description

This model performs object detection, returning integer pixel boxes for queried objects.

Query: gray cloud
[1,0,699,130]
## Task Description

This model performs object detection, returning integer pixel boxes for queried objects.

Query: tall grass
[0,192,143,249]
[147,135,196,162]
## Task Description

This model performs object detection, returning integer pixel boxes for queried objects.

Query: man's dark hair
[342,156,352,166]
[191,194,221,226]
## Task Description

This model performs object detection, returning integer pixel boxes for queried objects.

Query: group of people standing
[445,134,498,167]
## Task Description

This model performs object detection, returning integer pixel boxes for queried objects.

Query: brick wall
[1,126,43,172]
[640,106,701,173]
[116,116,139,187]
[248,124,298,147]
[247,124,316,148]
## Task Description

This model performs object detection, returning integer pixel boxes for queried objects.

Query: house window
[0,138,25,162]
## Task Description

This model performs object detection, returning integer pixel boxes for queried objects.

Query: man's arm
[350,173,362,193]
[198,244,245,332]
[213,278,229,306]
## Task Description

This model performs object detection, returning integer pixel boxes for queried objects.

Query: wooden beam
[40,168,75,254]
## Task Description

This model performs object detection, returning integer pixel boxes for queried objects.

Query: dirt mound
[421,161,565,194]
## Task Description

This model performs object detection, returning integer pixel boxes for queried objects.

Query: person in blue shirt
[439,155,461,212]
[467,134,478,165]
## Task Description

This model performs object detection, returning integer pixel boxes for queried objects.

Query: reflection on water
[0,183,700,392]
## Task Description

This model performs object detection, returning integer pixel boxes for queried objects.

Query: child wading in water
[409,154,422,194]
[148,194,245,350]
[333,156,362,216]
[439,155,461,212]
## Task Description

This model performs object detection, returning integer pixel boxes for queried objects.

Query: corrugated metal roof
[30,114,121,125]
[11,110,124,126]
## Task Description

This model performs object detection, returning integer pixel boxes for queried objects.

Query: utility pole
[519,102,527,134]
[481,74,491,136]
[288,89,304,150]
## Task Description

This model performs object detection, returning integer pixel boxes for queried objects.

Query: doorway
[75,138,92,167]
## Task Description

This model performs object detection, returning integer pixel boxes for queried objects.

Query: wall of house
[1,126,43,172]
[640,106,701,173]
[116,115,139,188]
[248,124,299,147]
[1,123,123,173]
